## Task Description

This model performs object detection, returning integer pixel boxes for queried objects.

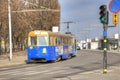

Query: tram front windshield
[38,36,48,46]
[29,36,48,46]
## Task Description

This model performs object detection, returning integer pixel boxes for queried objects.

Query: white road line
[11,71,37,75]
[25,70,51,75]
[46,70,65,74]
[62,71,78,74]
[53,78,70,80]
[0,70,22,75]
[18,78,28,80]
[0,78,9,80]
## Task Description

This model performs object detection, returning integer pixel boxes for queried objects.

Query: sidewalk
[58,67,120,80]
[0,50,27,68]
[70,66,120,80]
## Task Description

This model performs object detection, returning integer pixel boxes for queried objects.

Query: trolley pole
[103,23,108,73]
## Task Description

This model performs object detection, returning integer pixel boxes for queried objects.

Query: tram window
[68,38,70,45]
[56,37,61,45]
[63,38,68,45]
[66,38,68,45]
[38,36,48,46]
[30,36,37,46]
[68,38,72,45]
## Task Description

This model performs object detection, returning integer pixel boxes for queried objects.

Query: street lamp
[8,0,12,61]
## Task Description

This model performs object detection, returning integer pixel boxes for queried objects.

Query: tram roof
[28,30,73,38]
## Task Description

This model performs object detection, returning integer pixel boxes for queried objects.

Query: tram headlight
[30,46,33,49]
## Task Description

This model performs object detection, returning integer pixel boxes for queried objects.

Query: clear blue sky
[58,0,119,40]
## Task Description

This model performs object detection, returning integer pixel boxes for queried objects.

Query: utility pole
[8,0,12,61]
[63,21,74,34]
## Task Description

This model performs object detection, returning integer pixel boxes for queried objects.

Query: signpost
[109,0,120,52]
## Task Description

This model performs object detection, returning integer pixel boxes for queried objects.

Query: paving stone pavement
[0,50,27,68]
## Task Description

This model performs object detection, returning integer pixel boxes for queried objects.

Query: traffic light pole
[99,4,108,73]
[103,23,108,73]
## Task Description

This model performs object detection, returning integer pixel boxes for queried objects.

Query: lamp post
[8,0,12,61]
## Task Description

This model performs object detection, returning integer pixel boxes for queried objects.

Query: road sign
[109,0,120,13]
[112,13,119,24]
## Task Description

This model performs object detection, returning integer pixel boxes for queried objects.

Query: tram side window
[66,38,68,45]
[30,36,37,46]
[56,37,61,46]
[68,38,72,45]
[63,37,68,45]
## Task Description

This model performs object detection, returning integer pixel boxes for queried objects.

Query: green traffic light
[99,5,108,24]
[100,17,105,22]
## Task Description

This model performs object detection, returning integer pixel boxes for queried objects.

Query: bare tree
[0,0,60,54]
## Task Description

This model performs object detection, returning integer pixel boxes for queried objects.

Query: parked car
[77,46,81,50]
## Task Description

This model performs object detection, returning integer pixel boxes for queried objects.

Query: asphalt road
[0,50,120,80]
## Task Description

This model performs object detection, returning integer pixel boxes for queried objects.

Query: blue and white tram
[27,30,77,63]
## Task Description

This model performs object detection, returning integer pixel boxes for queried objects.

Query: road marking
[18,78,28,80]
[0,70,22,75]
[53,78,70,80]
[62,71,78,74]
[0,66,63,76]
[25,70,51,75]
[12,71,37,75]
[0,78,9,80]
[0,67,9,70]
[46,70,65,74]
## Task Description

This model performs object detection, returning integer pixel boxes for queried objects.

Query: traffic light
[112,13,119,25]
[99,5,108,24]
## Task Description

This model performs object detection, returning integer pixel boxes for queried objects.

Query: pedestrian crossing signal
[113,13,119,25]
